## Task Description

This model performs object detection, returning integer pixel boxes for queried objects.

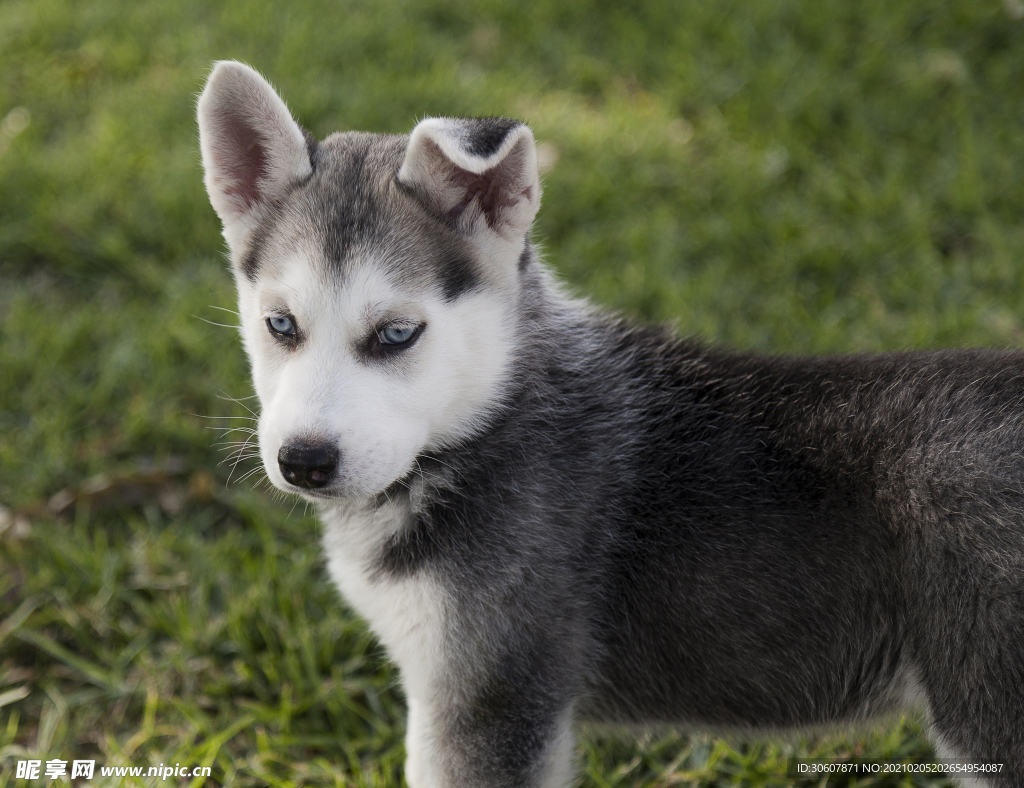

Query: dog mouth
[287,486,345,500]
[372,469,419,505]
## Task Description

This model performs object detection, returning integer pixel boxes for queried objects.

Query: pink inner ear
[447,170,497,224]
[216,111,269,211]
[445,157,523,230]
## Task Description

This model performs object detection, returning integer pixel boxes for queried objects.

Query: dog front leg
[404,681,577,788]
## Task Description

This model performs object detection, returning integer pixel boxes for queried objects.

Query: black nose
[277,442,339,489]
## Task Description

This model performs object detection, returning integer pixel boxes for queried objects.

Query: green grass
[2,0,1023,784]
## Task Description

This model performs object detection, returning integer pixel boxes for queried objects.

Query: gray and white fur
[197,61,1024,787]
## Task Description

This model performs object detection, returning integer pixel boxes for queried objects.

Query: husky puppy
[197,61,1024,787]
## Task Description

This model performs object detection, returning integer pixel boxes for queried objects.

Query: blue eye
[268,315,296,336]
[379,324,417,345]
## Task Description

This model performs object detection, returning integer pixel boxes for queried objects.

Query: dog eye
[379,324,418,345]
[363,322,425,360]
[267,315,296,336]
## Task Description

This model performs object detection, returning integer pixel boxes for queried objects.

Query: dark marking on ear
[464,117,522,158]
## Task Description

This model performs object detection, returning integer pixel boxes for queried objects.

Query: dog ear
[398,117,541,245]
[197,61,313,253]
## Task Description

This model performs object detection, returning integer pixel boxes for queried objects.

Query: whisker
[193,315,242,329]
[218,454,261,468]
[235,465,267,484]
[218,448,262,460]
[215,390,260,418]
[211,433,258,443]
[193,414,257,424]
[426,455,464,480]
[225,430,257,486]
[221,445,261,458]
[312,504,322,540]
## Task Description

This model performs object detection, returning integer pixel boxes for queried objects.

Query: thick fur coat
[198,61,1024,787]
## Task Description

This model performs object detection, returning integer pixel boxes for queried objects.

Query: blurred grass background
[2,0,1023,785]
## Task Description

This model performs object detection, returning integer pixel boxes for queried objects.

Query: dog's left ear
[398,117,541,246]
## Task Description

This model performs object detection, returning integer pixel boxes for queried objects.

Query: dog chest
[319,499,446,697]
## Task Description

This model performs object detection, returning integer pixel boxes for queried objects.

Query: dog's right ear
[398,117,541,250]
[197,61,312,254]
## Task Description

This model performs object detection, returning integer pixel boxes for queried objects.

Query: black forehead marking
[242,131,484,300]
[463,117,522,158]
[313,135,385,269]
[308,133,482,300]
